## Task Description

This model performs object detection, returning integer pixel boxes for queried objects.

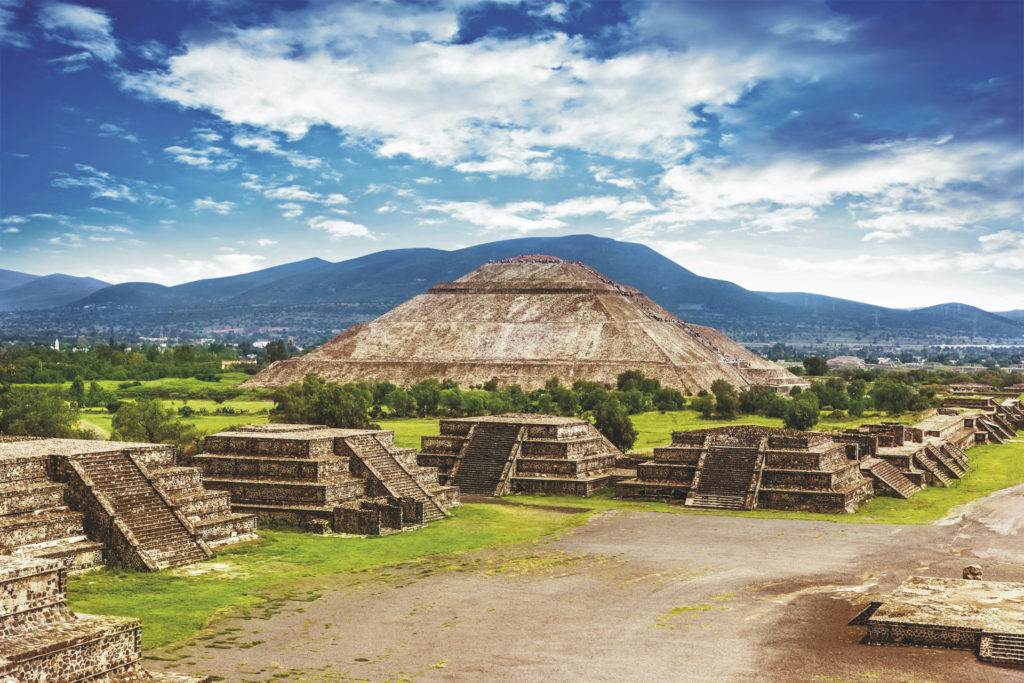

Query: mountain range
[2,235,1021,344]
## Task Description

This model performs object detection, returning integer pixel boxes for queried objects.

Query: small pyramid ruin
[244,256,802,394]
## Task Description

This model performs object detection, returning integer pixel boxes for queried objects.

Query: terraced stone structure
[852,576,1024,667]
[242,256,805,394]
[0,437,255,572]
[615,426,873,512]
[418,415,623,496]
[196,424,458,534]
[0,554,206,681]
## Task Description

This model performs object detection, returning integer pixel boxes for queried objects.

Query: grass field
[66,432,1024,651]
[67,504,589,649]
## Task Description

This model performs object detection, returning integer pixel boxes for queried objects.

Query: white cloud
[1,215,27,224]
[591,165,638,189]
[192,197,236,214]
[44,232,83,248]
[278,202,303,218]
[164,145,238,171]
[246,180,349,206]
[413,176,439,185]
[51,163,170,204]
[1,0,28,48]
[2,226,19,233]
[422,194,655,234]
[122,3,805,178]
[256,238,277,247]
[97,122,139,144]
[39,2,118,64]
[232,134,322,168]
[308,215,373,239]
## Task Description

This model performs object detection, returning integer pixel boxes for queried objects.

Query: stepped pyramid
[0,554,205,681]
[243,256,804,394]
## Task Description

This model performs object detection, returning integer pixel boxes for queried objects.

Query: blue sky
[0,0,1021,310]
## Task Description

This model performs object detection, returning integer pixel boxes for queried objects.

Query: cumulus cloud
[39,2,118,65]
[308,215,373,239]
[278,202,303,218]
[422,194,656,234]
[121,2,815,178]
[192,197,236,214]
[243,177,349,206]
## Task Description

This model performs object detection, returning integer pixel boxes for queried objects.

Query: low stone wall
[636,462,696,484]
[516,455,616,476]
[650,446,701,465]
[511,475,611,496]
[866,622,981,650]
[204,435,332,458]
[195,454,347,481]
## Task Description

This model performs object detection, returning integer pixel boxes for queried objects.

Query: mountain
[0,273,109,311]
[0,269,39,293]
[995,310,1024,323]
[1,235,1021,344]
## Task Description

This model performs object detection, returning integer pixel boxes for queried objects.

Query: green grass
[79,396,273,440]
[501,431,1024,525]
[376,417,440,449]
[67,503,588,649]
[376,410,930,457]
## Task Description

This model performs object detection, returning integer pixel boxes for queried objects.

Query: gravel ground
[149,485,1024,682]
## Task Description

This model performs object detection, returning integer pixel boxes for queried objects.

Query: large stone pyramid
[243,256,803,393]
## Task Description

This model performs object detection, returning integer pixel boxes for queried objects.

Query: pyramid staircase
[924,443,966,480]
[861,458,921,499]
[913,450,952,487]
[453,422,523,495]
[979,419,1009,445]
[0,555,204,682]
[980,633,1024,666]
[344,434,448,522]
[65,452,210,571]
[685,438,763,510]
[942,442,969,470]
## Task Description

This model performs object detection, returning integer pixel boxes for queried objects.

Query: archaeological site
[242,256,806,394]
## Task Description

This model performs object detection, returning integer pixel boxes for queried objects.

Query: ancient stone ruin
[617,401,1022,512]
[195,424,458,534]
[0,437,255,572]
[616,425,873,512]
[851,575,1024,667]
[242,256,805,394]
[0,554,205,681]
[417,415,625,496]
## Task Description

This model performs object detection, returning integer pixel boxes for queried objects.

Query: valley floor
[143,484,1024,682]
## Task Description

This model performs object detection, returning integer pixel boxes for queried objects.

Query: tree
[616,370,645,392]
[0,386,87,438]
[270,374,376,429]
[784,396,820,430]
[652,387,686,411]
[803,356,829,376]
[265,340,288,363]
[593,397,636,451]
[692,393,715,418]
[869,381,913,415]
[111,398,196,445]
[384,388,417,417]
[69,376,87,406]
[711,380,739,419]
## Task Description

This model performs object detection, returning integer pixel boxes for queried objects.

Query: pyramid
[243,256,803,394]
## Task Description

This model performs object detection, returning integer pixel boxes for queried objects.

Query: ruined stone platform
[0,438,256,572]
[616,426,873,512]
[854,576,1024,667]
[196,424,457,534]
[0,554,207,682]
[418,414,622,497]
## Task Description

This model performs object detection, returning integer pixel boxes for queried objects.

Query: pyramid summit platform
[243,256,803,394]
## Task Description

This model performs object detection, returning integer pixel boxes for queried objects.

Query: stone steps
[454,423,520,496]
[72,452,207,570]
[913,450,952,487]
[686,493,746,510]
[980,632,1024,666]
[863,458,920,499]
[345,435,446,521]
[926,445,965,479]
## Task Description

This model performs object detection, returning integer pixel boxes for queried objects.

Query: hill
[1,235,1021,344]
[0,273,109,311]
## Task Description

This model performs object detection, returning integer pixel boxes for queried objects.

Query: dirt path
[148,492,1024,682]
